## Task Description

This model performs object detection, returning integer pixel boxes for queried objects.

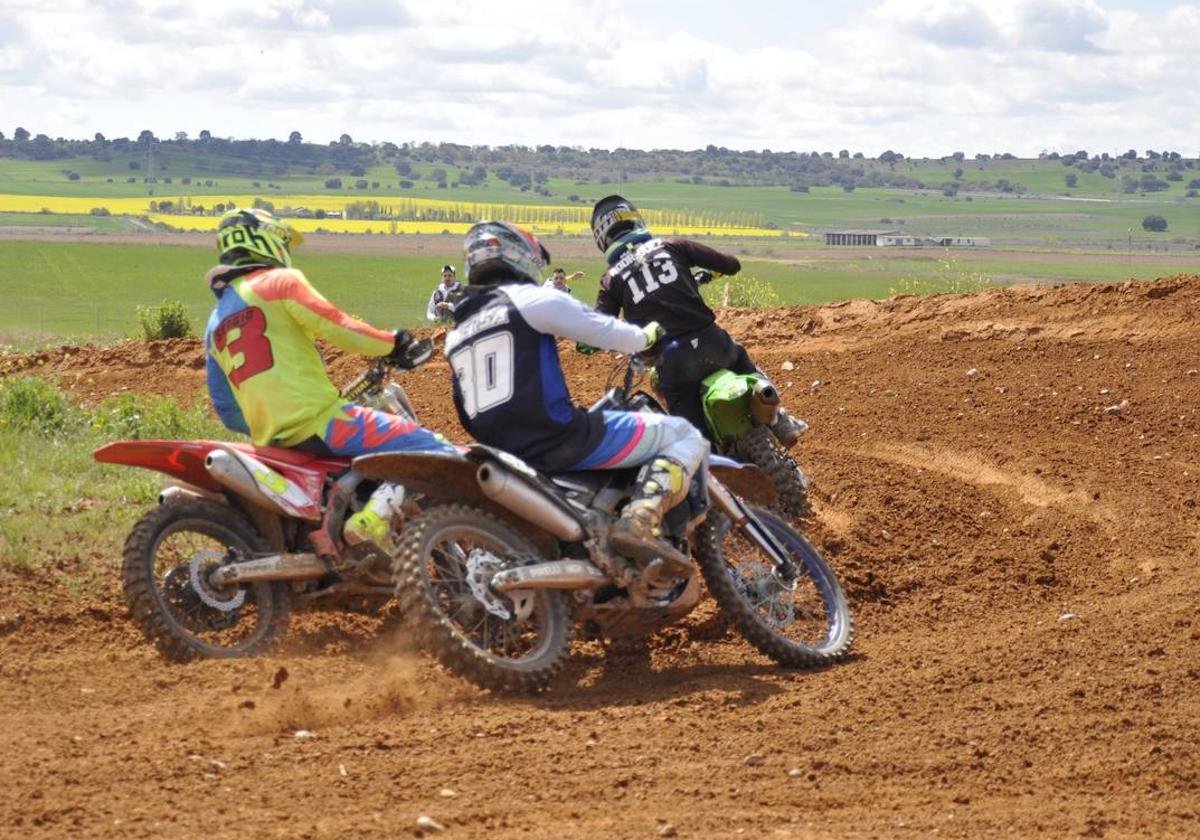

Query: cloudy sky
[1,0,1196,156]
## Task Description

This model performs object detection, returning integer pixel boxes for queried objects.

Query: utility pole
[1127,227,1132,265]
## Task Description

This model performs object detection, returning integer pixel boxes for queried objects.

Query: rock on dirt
[416,815,446,833]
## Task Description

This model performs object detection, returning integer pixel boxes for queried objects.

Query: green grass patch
[0,376,234,587]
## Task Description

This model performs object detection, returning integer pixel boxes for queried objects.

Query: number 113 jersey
[595,237,741,337]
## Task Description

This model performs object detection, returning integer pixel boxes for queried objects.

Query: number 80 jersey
[596,236,741,337]
[445,282,644,472]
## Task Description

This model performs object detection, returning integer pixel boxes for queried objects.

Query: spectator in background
[543,266,584,294]
[426,264,464,324]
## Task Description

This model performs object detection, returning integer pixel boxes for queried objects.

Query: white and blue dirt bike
[355,355,852,693]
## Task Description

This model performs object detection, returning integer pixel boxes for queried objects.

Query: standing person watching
[543,266,584,294]
[426,264,464,324]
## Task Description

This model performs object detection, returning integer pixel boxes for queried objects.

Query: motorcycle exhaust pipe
[476,462,586,542]
[205,449,299,519]
[491,559,608,591]
[209,553,328,586]
[749,380,781,427]
[158,483,221,506]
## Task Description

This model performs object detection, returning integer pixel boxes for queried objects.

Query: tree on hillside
[138,129,156,145]
[289,131,302,143]
[1142,214,1167,232]
[199,129,211,142]
[1065,173,1078,187]
[339,133,353,146]
[13,126,29,141]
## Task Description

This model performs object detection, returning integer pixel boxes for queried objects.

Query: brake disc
[464,548,515,621]
[189,548,246,612]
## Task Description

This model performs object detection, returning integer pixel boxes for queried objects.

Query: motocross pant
[654,323,760,438]
[569,410,708,481]
[292,403,455,458]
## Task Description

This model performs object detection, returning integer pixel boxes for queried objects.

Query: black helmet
[590,194,647,252]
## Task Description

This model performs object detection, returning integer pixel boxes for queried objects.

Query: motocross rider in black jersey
[589,195,807,447]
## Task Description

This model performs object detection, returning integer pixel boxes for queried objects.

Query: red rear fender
[93,440,228,493]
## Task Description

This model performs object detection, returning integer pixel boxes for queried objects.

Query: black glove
[386,330,432,370]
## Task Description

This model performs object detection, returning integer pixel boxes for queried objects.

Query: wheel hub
[733,560,795,628]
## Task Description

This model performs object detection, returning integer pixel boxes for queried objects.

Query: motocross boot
[343,483,405,554]
[609,457,688,565]
[770,408,809,449]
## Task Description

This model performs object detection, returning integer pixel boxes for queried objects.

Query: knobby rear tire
[393,504,571,694]
[731,426,813,518]
[121,498,291,663]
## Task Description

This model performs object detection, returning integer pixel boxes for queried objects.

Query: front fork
[705,475,799,588]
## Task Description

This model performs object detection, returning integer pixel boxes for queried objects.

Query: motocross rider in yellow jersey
[203,207,453,548]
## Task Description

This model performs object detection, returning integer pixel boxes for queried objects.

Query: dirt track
[3,277,1200,838]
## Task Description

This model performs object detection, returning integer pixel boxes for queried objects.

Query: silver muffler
[158,482,221,506]
[749,380,781,427]
[205,449,321,520]
[209,552,328,586]
[477,462,586,542]
[490,559,608,591]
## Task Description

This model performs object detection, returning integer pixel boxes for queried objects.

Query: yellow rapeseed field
[1,193,797,238]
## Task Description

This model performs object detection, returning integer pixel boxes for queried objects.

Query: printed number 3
[213,307,275,387]
[450,332,515,418]
[624,260,678,304]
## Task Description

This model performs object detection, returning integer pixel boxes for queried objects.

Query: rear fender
[93,440,226,493]
[700,369,759,443]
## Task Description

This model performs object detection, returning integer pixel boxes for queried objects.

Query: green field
[0,211,137,232]
[4,154,1200,249]
[0,240,1193,348]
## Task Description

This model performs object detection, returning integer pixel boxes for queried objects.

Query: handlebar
[340,337,435,402]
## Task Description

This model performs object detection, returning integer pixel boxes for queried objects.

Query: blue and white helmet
[463,221,550,286]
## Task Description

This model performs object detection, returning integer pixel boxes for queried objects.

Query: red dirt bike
[93,341,435,662]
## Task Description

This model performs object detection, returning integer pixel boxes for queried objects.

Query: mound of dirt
[2,274,1199,838]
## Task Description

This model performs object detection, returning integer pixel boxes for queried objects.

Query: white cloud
[0,0,1197,155]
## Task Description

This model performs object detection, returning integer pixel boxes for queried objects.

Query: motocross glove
[640,321,665,354]
[575,342,598,356]
[386,330,431,369]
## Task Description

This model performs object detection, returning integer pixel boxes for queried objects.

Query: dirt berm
[2,276,1198,838]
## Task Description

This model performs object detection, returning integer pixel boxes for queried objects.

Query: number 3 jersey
[446,282,647,471]
[596,237,741,337]
[204,265,396,447]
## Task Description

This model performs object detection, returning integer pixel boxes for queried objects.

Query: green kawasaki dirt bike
[690,365,811,517]
[645,268,812,517]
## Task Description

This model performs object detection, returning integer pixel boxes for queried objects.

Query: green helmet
[217,207,303,267]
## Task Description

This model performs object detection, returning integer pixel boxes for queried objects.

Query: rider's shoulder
[243,266,313,304]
